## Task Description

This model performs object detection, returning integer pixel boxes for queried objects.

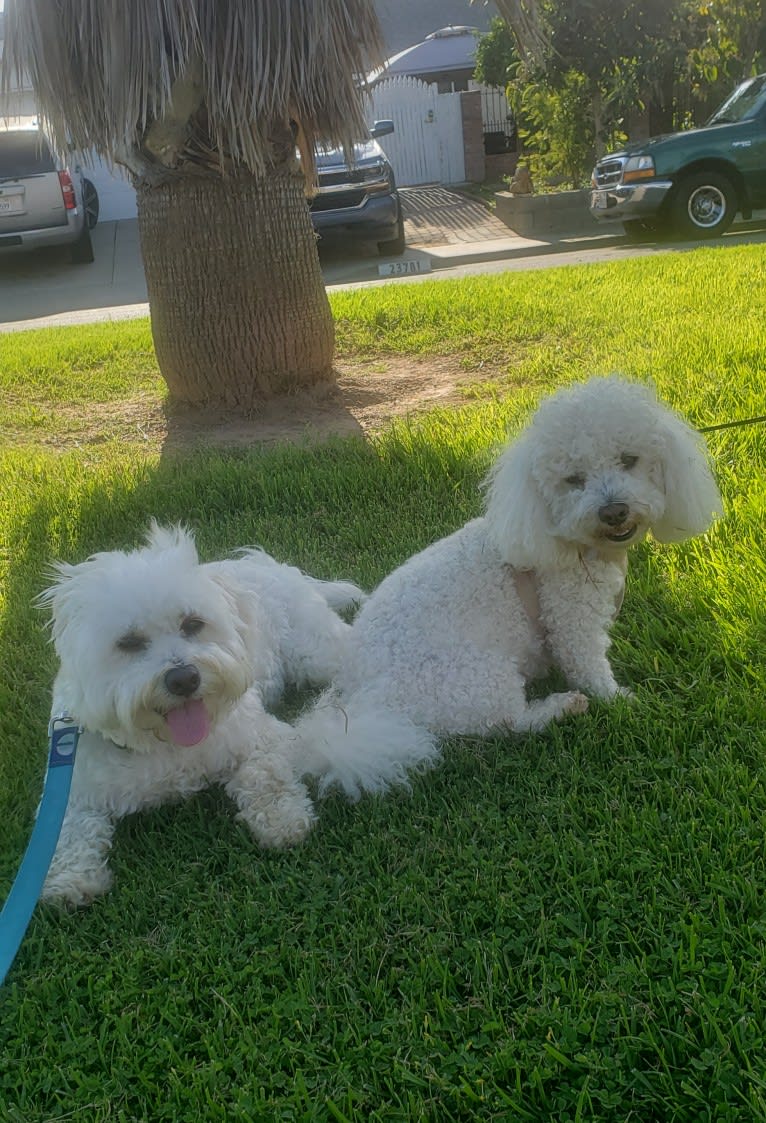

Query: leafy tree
[686,0,766,114]
[3,1,384,409]
[513,69,597,189]
[473,16,519,89]
[486,0,707,183]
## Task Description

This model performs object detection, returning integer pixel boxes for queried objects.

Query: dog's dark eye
[620,454,638,469]
[565,473,586,488]
[180,615,205,638]
[116,631,149,654]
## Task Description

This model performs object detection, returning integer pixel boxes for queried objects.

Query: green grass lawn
[1,245,766,1121]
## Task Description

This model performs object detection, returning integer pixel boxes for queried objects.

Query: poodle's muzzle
[598,501,639,542]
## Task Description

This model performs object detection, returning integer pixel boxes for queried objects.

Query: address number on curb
[378,258,432,277]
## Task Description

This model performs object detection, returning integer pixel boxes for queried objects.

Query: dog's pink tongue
[165,700,211,747]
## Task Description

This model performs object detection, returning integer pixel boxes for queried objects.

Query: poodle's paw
[559,691,589,717]
[614,685,636,701]
[237,791,317,850]
[42,864,114,909]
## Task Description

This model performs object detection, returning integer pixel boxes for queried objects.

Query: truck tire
[671,171,737,239]
[82,178,100,229]
[70,223,95,264]
[622,219,660,243]
[378,212,406,257]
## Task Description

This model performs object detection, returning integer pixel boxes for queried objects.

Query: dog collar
[0,714,81,986]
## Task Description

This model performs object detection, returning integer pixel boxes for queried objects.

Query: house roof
[374,0,496,55]
[375,26,481,80]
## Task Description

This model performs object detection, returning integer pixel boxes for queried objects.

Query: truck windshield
[707,74,766,125]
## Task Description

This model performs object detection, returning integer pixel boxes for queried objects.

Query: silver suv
[0,123,99,264]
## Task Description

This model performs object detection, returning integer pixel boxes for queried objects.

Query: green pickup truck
[590,72,766,240]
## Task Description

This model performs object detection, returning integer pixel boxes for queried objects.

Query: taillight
[58,170,77,210]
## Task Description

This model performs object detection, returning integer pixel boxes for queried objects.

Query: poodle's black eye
[116,631,149,654]
[180,615,205,638]
[565,473,586,489]
[620,454,639,469]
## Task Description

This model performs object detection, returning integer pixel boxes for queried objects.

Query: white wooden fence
[369,76,465,187]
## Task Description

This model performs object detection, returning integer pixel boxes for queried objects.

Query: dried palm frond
[1,0,385,182]
[490,0,551,68]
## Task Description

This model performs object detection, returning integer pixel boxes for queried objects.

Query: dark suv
[310,120,405,256]
[0,123,99,263]
[590,73,766,240]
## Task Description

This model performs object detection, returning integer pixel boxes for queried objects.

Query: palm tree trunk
[136,164,334,409]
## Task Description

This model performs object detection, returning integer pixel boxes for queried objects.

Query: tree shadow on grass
[0,426,489,877]
[0,418,733,933]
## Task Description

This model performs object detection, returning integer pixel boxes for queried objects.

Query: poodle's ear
[483,432,567,569]
[144,521,199,564]
[652,414,723,542]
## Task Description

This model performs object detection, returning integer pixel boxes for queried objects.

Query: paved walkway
[400,185,511,247]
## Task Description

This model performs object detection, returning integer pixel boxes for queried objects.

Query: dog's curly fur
[294,377,723,785]
[38,524,436,907]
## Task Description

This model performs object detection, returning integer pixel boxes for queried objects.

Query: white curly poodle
[38,524,434,907]
[295,376,722,790]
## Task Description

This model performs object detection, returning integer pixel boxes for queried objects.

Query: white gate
[369,77,465,187]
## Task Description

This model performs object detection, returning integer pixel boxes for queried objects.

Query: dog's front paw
[42,864,113,909]
[237,791,317,850]
[560,691,589,717]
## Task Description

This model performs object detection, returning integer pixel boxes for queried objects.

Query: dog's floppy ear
[483,431,565,569]
[651,413,723,542]
[36,561,83,642]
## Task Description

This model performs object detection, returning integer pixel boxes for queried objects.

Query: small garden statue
[509,164,534,194]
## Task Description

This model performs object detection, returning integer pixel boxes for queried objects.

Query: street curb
[421,233,627,270]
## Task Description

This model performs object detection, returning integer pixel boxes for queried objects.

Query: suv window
[0,131,56,177]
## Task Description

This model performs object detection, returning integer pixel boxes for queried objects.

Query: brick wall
[460,91,485,184]
[485,151,518,183]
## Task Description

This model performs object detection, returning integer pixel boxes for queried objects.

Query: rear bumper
[589,180,673,223]
[0,211,85,252]
[311,192,401,243]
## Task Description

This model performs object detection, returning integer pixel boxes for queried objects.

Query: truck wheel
[82,178,100,229]
[70,224,95,264]
[671,171,737,239]
[378,212,406,256]
[622,220,659,243]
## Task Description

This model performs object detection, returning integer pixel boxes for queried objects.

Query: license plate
[0,196,23,213]
[591,192,608,210]
[378,257,432,277]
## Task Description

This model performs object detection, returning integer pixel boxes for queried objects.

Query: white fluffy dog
[293,377,722,778]
[38,524,432,907]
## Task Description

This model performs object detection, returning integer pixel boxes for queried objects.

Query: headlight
[623,154,656,183]
[360,163,392,193]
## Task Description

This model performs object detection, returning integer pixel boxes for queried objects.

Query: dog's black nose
[164,664,201,697]
[598,502,630,527]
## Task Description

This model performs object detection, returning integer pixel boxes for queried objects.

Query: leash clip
[47,713,82,768]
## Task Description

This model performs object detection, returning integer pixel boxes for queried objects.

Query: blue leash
[0,714,81,986]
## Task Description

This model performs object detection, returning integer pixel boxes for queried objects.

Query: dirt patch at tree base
[163,355,489,451]
[26,356,507,452]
